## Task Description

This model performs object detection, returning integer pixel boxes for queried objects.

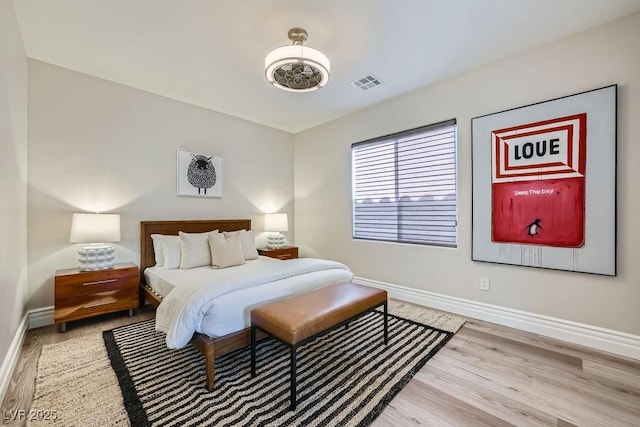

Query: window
[352,119,457,247]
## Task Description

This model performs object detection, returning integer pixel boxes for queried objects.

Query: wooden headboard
[139,219,251,283]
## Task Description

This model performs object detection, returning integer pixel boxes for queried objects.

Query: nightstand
[54,262,139,332]
[258,246,299,260]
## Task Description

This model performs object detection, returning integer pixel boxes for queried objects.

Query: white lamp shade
[264,213,288,232]
[69,213,121,243]
[265,44,330,92]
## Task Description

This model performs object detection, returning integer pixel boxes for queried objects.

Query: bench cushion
[251,282,387,345]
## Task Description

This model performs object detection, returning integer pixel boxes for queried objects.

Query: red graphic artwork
[491,114,586,247]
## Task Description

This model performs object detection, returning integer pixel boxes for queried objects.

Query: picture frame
[177,149,223,198]
[471,85,617,275]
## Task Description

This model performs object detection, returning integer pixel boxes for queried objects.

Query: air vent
[351,74,384,91]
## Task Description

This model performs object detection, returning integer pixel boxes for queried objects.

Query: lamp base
[267,232,286,249]
[77,244,115,271]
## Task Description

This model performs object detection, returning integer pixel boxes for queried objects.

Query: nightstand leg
[59,322,67,333]
[128,308,135,317]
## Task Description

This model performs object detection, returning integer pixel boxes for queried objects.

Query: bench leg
[290,345,297,411]
[251,325,257,377]
[383,301,388,345]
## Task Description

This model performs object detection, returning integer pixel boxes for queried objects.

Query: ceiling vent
[351,74,384,91]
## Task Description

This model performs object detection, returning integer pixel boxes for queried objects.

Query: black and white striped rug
[103,311,453,426]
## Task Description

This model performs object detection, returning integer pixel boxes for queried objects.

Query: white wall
[0,0,28,398]
[27,61,294,309]
[294,13,640,336]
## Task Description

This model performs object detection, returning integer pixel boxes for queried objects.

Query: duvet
[155,258,352,348]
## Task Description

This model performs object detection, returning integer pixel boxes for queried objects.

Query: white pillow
[209,233,246,268]
[150,234,166,266]
[223,229,259,260]
[150,234,181,269]
[179,230,218,269]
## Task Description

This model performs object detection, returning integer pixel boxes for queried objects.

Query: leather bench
[250,282,388,410]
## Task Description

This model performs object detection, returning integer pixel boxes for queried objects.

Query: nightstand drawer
[273,252,295,260]
[258,246,298,260]
[55,287,138,323]
[55,273,137,297]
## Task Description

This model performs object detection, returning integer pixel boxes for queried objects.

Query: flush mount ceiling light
[265,27,330,92]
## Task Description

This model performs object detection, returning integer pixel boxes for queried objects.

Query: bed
[139,219,353,391]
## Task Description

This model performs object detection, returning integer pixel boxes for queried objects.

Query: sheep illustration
[187,154,217,195]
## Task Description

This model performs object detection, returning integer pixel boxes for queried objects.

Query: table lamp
[69,213,121,271]
[264,213,288,249]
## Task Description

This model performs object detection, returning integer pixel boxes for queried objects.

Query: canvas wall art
[177,149,223,198]
[471,85,616,275]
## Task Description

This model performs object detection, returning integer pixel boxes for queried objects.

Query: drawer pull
[83,279,118,286]
[83,299,116,309]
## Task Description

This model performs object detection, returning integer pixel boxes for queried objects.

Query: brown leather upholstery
[251,282,387,345]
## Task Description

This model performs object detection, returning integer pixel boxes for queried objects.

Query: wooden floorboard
[410,366,556,426]
[2,307,640,426]
[375,380,514,427]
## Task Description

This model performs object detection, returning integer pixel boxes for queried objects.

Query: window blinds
[352,119,457,247]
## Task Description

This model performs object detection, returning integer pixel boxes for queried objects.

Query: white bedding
[145,256,279,297]
[152,257,353,348]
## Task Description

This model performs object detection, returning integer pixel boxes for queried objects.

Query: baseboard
[0,306,57,404]
[0,312,28,406]
[353,276,640,361]
[28,306,54,329]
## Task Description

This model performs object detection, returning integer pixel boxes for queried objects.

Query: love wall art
[471,85,617,275]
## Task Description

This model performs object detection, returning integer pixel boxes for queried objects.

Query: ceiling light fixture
[265,27,330,92]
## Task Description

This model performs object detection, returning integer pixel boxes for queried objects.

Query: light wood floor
[2,307,639,426]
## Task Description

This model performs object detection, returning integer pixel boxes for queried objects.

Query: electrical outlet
[480,277,490,291]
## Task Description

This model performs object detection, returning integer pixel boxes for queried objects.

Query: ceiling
[12,0,640,133]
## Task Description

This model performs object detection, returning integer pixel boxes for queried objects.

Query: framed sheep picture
[177,149,223,198]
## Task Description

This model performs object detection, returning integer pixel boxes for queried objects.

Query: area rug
[28,301,464,426]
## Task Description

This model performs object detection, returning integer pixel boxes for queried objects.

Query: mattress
[146,257,353,339]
